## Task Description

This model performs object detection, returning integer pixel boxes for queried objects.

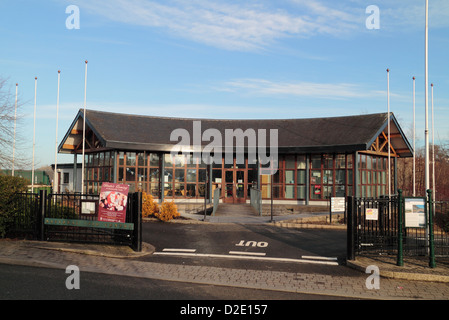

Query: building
[1,169,52,192]
[58,109,413,205]
[50,163,82,193]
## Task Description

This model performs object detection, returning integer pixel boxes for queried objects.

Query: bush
[157,201,180,222]
[142,191,180,222]
[0,175,29,237]
[142,192,159,218]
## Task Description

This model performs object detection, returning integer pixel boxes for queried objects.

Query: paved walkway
[1,237,449,300]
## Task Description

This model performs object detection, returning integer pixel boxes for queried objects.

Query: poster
[365,208,378,220]
[98,182,130,223]
[331,197,345,213]
[405,198,426,228]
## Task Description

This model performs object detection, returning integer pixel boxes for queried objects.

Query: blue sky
[1,0,448,168]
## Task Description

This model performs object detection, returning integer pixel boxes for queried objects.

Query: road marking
[229,251,266,256]
[301,255,338,261]
[153,252,339,265]
[162,248,197,253]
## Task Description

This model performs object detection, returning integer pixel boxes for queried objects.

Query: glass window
[184,184,195,197]
[311,171,321,184]
[311,155,321,169]
[118,152,124,166]
[150,153,159,167]
[335,170,345,185]
[186,169,197,183]
[324,154,333,169]
[247,170,257,185]
[164,168,173,183]
[336,154,346,168]
[311,184,321,199]
[174,155,185,167]
[324,170,333,184]
[285,185,294,199]
[138,168,147,182]
[297,155,306,169]
[164,154,173,167]
[126,167,135,182]
[297,185,306,199]
[150,168,159,182]
[336,185,345,197]
[126,152,136,167]
[198,169,207,182]
[212,170,222,183]
[285,156,295,169]
[297,170,306,184]
[285,170,295,184]
[175,169,185,182]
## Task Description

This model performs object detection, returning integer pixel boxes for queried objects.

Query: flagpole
[81,60,88,194]
[387,68,390,199]
[413,76,416,197]
[431,83,435,200]
[424,0,429,194]
[32,77,37,193]
[54,70,61,194]
[12,83,18,177]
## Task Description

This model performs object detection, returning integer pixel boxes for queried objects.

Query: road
[0,263,354,301]
[140,221,356,277]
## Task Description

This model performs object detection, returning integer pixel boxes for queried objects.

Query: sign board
[331,197,345,213]
[81,200,97,215]
[404,198,426,228]
[365,208,379,220]
[98,183,130,223]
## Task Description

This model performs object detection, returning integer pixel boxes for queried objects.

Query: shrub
[157,201,180,222]
[142,192,159,218]
[0,175,29,238]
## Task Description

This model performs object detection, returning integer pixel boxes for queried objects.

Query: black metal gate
[347,195,400,258]
[8,190,142,251]
[347,190,449,266]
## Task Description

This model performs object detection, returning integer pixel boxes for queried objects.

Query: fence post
[132,192,142,252]
[397,189,403,266]
[346,196,355,261]
[427,189,436,268]
[38,189,47,241]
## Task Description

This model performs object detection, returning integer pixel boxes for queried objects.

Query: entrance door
[223,169,246,203]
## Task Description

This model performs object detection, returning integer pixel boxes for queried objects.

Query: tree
[397,144,449,199]
[0,77,27,170]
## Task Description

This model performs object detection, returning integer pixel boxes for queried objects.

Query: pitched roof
[59,109,413,157]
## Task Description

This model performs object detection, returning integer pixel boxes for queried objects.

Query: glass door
[223,169,246,203]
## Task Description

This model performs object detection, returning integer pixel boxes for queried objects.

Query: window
[358,154,387,198]
[84,151,115,194]
[309,154,354,200]
[63,172,70,184]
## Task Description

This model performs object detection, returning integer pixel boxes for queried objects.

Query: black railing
[6,190,142,251]
[347,191,449,264]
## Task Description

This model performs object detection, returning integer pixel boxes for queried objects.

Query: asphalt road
[140,221,358,277]
[0,263,354,301]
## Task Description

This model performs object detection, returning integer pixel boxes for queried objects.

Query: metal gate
[8,190,142,251]
[347,190,446,267]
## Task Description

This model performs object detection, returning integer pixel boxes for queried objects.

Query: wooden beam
[359,150,399,158]
[62,144,75,150]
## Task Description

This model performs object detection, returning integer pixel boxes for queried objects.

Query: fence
[347,190,449,267]
[7,190,142,251]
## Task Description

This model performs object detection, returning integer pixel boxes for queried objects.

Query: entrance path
[214,203,257,216]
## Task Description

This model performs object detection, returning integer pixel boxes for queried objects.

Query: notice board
[98,183,130,223]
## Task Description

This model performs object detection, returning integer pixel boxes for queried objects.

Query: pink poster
[98,183,130,223]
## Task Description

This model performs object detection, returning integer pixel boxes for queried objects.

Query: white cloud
[71,0,362,51]
[216,78,387,99]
